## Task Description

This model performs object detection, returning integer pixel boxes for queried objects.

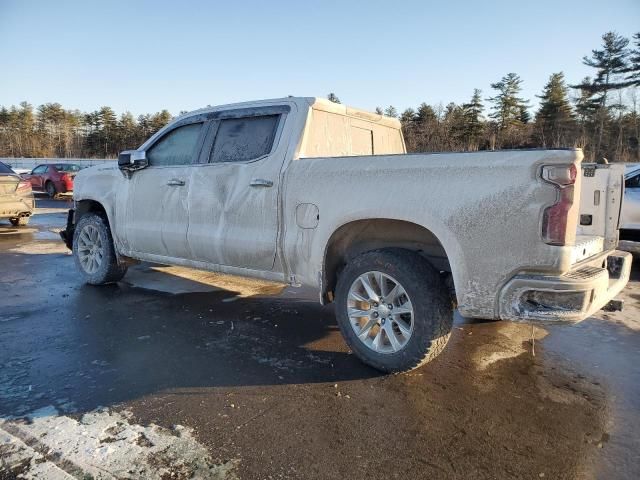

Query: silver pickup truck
[61,97,631,372]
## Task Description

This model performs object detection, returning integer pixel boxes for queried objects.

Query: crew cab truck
[61,97,631,372]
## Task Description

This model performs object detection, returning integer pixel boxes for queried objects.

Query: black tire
[72,212,127,284]
[335,249,453,373]
[45,181,57,198]
[10,217,30,226]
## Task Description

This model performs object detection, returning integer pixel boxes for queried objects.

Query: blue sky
[1,0,638,116]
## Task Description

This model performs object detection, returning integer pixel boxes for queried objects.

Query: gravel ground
[0,198,638,479]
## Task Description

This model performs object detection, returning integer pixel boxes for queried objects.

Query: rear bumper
[55,180,73,194]
[499,250,632,323]
[0,197,35,219]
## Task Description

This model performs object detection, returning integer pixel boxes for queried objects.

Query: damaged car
[61,97,632,373]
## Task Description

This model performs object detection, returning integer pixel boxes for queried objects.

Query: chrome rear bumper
[499,250,632,323]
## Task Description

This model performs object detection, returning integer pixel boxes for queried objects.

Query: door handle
[166,179,185,186]
[249,179,273,188]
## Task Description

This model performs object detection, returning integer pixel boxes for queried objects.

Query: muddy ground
[1,198,638,479]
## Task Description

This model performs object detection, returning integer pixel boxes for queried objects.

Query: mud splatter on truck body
[66,97,631,372]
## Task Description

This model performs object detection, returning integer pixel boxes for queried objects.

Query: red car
[24,163,80,197]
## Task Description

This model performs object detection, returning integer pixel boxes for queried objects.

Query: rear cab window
[209,115,279,163]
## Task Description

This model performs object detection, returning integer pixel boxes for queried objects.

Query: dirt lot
[1,199,639,479]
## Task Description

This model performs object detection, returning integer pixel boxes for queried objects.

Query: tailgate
[574,163,625,262]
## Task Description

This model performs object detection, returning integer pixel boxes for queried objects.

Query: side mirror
[118,150,148,172]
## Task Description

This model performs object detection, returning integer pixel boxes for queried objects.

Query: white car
[60,97,632,372]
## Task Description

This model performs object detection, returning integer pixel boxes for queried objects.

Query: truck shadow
[0,252,384,417]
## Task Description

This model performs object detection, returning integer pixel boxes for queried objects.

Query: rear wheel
[9,217,30,226]
[45,181,57,198]
[72,213,127,284]
[335,249,453,373]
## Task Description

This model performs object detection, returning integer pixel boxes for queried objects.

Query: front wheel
[72,213,127,284]
[335,249,453,373]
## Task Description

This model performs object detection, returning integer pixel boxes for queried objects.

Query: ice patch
[9,241,70,255]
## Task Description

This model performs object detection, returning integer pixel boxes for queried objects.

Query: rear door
[187,105,291,270]
[123,119,207,260]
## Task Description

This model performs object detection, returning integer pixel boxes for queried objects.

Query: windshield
[55,164,81,172]
[0,162,16,174]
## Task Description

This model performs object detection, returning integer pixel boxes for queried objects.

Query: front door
[187,106,291,270]
[27,165,47,190]
[123,121,206,260]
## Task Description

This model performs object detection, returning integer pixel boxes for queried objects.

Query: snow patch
[0,406,238,479]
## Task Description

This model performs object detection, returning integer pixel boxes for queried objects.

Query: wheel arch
[75,199,110,224]
[321,218,454,304]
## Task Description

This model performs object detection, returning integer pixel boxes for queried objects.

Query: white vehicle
[61,97,632,372]
[621,164,640,239]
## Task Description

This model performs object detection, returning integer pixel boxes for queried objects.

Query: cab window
[209,115,279,163]
[147,123,203,167]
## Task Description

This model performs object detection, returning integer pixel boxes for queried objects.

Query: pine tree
[150,110,172,133]
[574,77,599,123]
[487,73,529,130]
[399,108,417,150]
[535,72,575,147]
[461,89,484,150]
[384,106,398,118]
[572,32,630,156]
[623,32,640,87]
[98,106,117,157]
[399,108,416,123]
[415,103,437,124]
[487,73,529,147]
[327,93,341,104]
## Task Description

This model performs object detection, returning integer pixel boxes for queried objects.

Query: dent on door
[187,162,279,270]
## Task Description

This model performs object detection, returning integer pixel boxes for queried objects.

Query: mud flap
[59,209,75,250]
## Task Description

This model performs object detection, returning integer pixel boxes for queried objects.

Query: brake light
[16,180,32,193]
[541,164,577,246]
[61,173,71,182]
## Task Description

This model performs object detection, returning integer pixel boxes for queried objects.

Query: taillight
[541,164,577,246]
[61,173,71,182]
[16,180,32,193]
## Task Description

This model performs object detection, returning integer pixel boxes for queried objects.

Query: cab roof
[177,97,402,130]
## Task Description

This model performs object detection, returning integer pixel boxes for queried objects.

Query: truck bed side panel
[282,149,583,319]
